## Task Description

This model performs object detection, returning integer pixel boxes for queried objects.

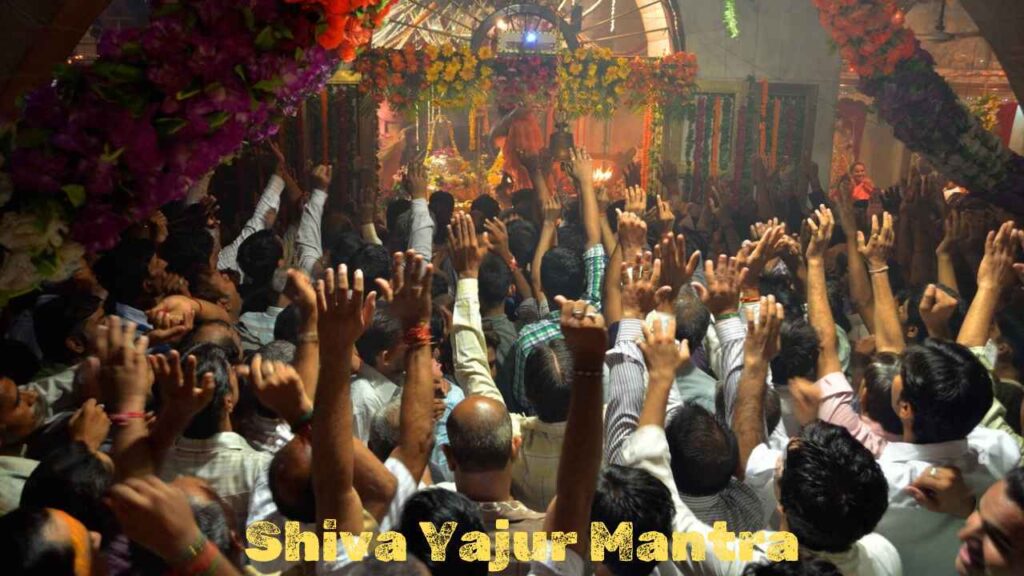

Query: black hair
[0,507,76,575]
[765,386,783,437]
[779,422,888,553]
[180,343,233,439]
[591,465,675,576]
[237,229,283,286]
[273,304,303,345]
[1006,467,1024,511]
[742,558,842,576]
[506,219,538,266]
[94,237,159,308]
[399,489,487,576]
[32,293,103,365]
[606,199,626,232]
[351,243,393,292]
[160,221,214,289]
[665,404,738,496]
[429,192,455,245]
[540,247,584,302]
[180,319,242,363]
[905,284,966,343]
[478,255,511,311]
[510,188,537,214]
[330,231,366,268]
[555,226,585,256]
[386,198,412,232]
[772,318,820,383]
[470,195,501,224]
[0,339,41,385]
[861,352,903,436]
[356,308,403,369]
[21,441,115,538]
[899,339,993,444]
[524,339,572,422]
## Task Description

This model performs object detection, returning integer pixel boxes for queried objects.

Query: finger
[921,284,937,311]
[651,258,662,286]
[108,315,123,355]
[325,266,336,304]
[337,264,350,295]
[392,252,405,294]
[251,354,264,390]
[316,279,328,313]
[184,354,198,390]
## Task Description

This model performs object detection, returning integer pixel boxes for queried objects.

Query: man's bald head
[446,396,514,473]
[269,435,315,523]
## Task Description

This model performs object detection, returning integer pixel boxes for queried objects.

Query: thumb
[905,485,930,508]
[692,282,708,303]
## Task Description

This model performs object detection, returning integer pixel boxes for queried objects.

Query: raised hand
[617,209,648,260]
[657,160,680,194]
[624,186,646,216]
[543,194,562,224]
[737,223,786,286]
[404,162,429,200]
[387,250,434,329]
[695,255,748,317]
[654,232,700,301]
[906,466,975,519]
[249,354,312,424]
[148,307,194,346]
[96,316,152,410]
[448,212,489,278]
[805,204,836,263]
[149,350,215,421]
[311,164,333,190]
[936,210,966,257]
[623,161,641,188]
[744,296,784,363]
[918,284,959,339]
[69,398,111,453]
[283,269,317,318]
[655,194,674,231]
[621,251,669,319]
[484,217,514,264]
[856,211,895,268]
[640,317,691,384]
[317,263,377,348]
[109,476,204,563]
[556,298,607,371]
[566,147,594,188]
[977,221,1022,290]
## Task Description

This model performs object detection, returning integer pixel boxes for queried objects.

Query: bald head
[269,435,315,523]
[446,396,514,473]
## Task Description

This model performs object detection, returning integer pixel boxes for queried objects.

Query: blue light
[525,31,537,43]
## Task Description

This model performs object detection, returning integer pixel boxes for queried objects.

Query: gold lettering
[636,531,668,562]
[767,531,799,561]
[591,522,634,562]
[244,521,282,563]
[420,522,458,561]
[708,522,736,562]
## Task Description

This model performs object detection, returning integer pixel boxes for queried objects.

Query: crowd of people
[1,140,1024,576]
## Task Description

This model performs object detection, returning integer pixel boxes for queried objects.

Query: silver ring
[572,308,586,319]
[929,467,938,478]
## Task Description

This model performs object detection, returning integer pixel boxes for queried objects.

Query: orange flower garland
[710,96,723,179]
[770,98,781,171]
[812,0,917,78]
[759,80,768,159]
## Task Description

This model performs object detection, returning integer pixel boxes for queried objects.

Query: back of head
[21,441,114,538]
[273,305,303,345]
[237,229,283,286]
[258,340,296,364]
[592,465,675,576]
[862,352,903,436]
[900,339,993,443]
[741,558,842,576]
[478,255,511,310]
[445,397,514,473]
[779,422,888,553]
[269,436,315,523]
[1007,467,1024,511]
[400,489,487,576]
[160,221,214,288]
[330,231,365,268]
[180,343,233,439]
[351,243,392,291]
[32,293,103,365]
[386,198,412,232]
[368,397,402,462]
[470,195,500,225]
[430,192,455,244]
[506,219,538,266]
[673,286,711,345]
[524,339,573,422]
[772,318,820,384]
[0,507,76,575]
[665,404,738,496]
[356,307,402,371]
[94,237,157,307]
[180,319,242,364]
[540,247,584,302]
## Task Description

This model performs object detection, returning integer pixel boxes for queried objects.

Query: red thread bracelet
[403,324,432,347]
[109,412,146,426]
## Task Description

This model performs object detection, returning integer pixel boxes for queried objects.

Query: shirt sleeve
[582,243,607,311]
[217,175,283,273]
[380,457,421,532]
[453,278,505,405]
[817,371,888,458]
[604,319,649,465]
[408,198,434,262]
[295,189,327,275]
[361,222,383,245]
[715,316,747,425]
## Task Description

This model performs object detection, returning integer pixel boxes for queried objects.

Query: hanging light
[549,112,574,163]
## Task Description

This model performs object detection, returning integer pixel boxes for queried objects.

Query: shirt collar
[880,438,970,463]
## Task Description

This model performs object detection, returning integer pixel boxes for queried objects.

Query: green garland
[720,94,735,173]
[723,0,740,38]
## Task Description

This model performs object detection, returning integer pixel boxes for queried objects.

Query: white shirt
[159,432,271,532]
[875,427,1019,576]
[350,365,399,442]
[245,464,312,574]
[621,425,902,576]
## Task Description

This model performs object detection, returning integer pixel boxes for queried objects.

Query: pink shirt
[817,372,892,458]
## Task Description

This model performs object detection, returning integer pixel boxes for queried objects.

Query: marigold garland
[770,98,782,171]
[710,96,723,179]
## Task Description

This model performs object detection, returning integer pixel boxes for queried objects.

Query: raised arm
[695,254,749,423]
[282,270,320,400]
[567,147,601,249]
[605,211,649,327]
[295,164,331,275]
[531,195,560,306]
[805,205,843,377]
[405,163,435,262]
[856,212,904,354]
[546,298,606,555]
[835,181,876,333]
[313,264,376,532]
[637,316,691,429]
[732,297,783,479]
[484,217,532,300]
[958,221,1022,348]
[935,210,964,294]
[386,251,436,481]
[217,173,283,273]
